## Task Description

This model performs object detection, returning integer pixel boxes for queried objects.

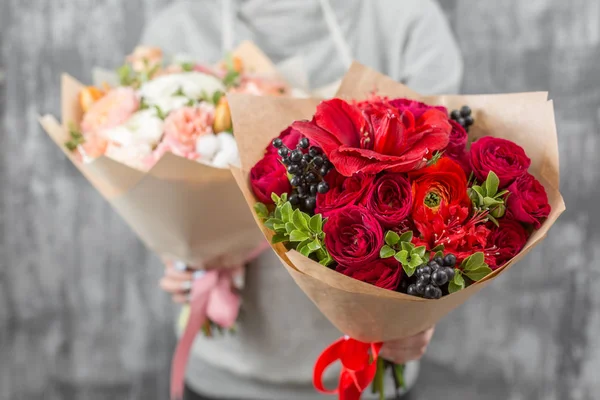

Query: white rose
[139,72,225,114]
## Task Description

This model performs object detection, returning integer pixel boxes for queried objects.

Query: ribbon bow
[170,242,270,400]
[314,336,383,400]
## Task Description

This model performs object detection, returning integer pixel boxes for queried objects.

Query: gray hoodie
[141,1,463,399]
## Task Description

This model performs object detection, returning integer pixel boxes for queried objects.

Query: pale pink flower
[81,87,139,134]
[160,104,215,158]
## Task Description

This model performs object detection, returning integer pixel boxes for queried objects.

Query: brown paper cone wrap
[228,62,566,342]
[39,41,285,267]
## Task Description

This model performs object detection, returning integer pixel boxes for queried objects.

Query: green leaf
[307,239,321,251]
[153,105,167,120]
[289,230,310,242]
[427,150,444,166]
[274,207,282,220]
[408,256,422,268]
[399,231,413,243]
[483,197,502,207]
[281,192,288,202]
[414,246,427,259]
[464,265,492,281]
[431,244,445,253]
[394,250,409,265]
[173,86,186,96]
[448,271,465,293]
[212,91,224,105]
[223,70,241,87]
[264,218,283,230]
[463,252,485,271]
[485,171,500,197]
[434,250,444,259]
[380,245,396,259]
[271,233,288,244]
[273,223,286,231]
[298,244,311,257]
[385,231,401,246]
[181,62,195,72]
[472,185,485,196]
[254,203,269,219]
[394,364,406,390]
[496,189,510,198]
[271,193,280,204]
[285,222,295,234]
[281,202,292,222]
[488,214,500,227]
[403,263,418,278]
[400,242,414,253]
[309,214,323,233]
[292,209,309,231]
[319,253,334,267]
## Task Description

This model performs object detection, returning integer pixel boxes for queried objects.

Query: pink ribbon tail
[169,241,270,400]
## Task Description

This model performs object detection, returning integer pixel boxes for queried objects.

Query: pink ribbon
[170,241,270,400]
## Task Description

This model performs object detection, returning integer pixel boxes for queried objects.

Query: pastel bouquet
[228,64,565,400]
[38,41,290,400]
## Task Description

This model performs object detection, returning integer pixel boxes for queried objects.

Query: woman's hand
[159,261,201,304]
[379,327,435,364]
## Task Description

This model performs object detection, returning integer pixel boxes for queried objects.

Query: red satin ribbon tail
[313,337,347,394]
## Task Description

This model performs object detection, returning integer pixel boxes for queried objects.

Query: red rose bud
[409,157,471,223]
[315,170,374,217]
[265,126,304,154]
[486,218,529,270]
[292,98,451,176]
[323,205,383,268]
[506,173,551,229]
[469,137,531,188]
[250,154,291,204]
[360,173,412,229]
[336,257,402,290]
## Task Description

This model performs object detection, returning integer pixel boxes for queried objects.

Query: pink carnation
[81,87,139,134]
[157,105,215,159]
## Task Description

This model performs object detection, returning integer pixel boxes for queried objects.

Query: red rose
[250,154,291,204]
[292,98,451,176]
[315,170,374,217]
[336,257,402,290]
[470,137,531,188]
[485,218,529,270]
[506,173,551,229]
[323,205,383,268]
[360,173,412,229]
[265,126,304,154]
[409,157,471,223]
[444,120,472,175]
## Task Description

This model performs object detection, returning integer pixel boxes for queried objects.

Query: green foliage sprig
[255,194,333,266]
[379,231,427,277]
[468,171,509,225]
[65,124,85,151]
[448,252,492,293]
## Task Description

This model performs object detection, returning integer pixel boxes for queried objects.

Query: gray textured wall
[1,1,599,400]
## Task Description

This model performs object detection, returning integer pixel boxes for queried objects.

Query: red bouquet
[228,64,565,400]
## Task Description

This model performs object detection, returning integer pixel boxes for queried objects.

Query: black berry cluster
[272,137,333,214]
[399,254,457,299]
[450,105,474,132]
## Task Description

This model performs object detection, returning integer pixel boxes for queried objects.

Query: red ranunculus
[486,218,529,270]
[315,170,374,217]
[506,173,551,229]
[409,157,471,223]
[445,120,472,176]
[388,98,447,119]
[336,257,402,290]
[250,154,291,204]
[265,126,304,154]
[360,173,412,229]
[292,98,451,176]
[470,137,531,188]
[323,205,383,268]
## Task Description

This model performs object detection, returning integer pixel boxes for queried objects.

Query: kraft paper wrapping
[228,62,566,342]
[39,41,284,267]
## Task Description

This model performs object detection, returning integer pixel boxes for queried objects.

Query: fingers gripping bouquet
[228,64,565,400]
[38,41,289,400]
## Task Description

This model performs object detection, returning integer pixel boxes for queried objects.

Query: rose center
[424,192,441,208]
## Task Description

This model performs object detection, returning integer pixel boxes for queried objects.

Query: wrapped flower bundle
[228,63,565,399]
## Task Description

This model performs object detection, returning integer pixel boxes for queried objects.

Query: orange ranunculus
[79,86,106,113]
[410,157,471,221]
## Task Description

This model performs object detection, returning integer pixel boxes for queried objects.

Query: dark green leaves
[379,230,423,277]
[259,194,332,266]
[64,124,85,151]
[468,171,508,225]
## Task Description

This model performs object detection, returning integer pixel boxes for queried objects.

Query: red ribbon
[314,336,383,400]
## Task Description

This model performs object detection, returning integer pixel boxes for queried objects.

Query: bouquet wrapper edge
[227,62,565,342]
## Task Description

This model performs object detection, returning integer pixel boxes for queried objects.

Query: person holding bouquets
[146,0,465,399]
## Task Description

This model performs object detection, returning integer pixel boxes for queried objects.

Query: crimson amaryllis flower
[292,98,452,176]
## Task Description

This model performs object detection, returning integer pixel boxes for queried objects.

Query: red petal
[292,120,341,155]
[314,99,363,148]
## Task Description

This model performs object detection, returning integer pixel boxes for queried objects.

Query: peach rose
[127,46,163,73]
[81,87,139,134]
